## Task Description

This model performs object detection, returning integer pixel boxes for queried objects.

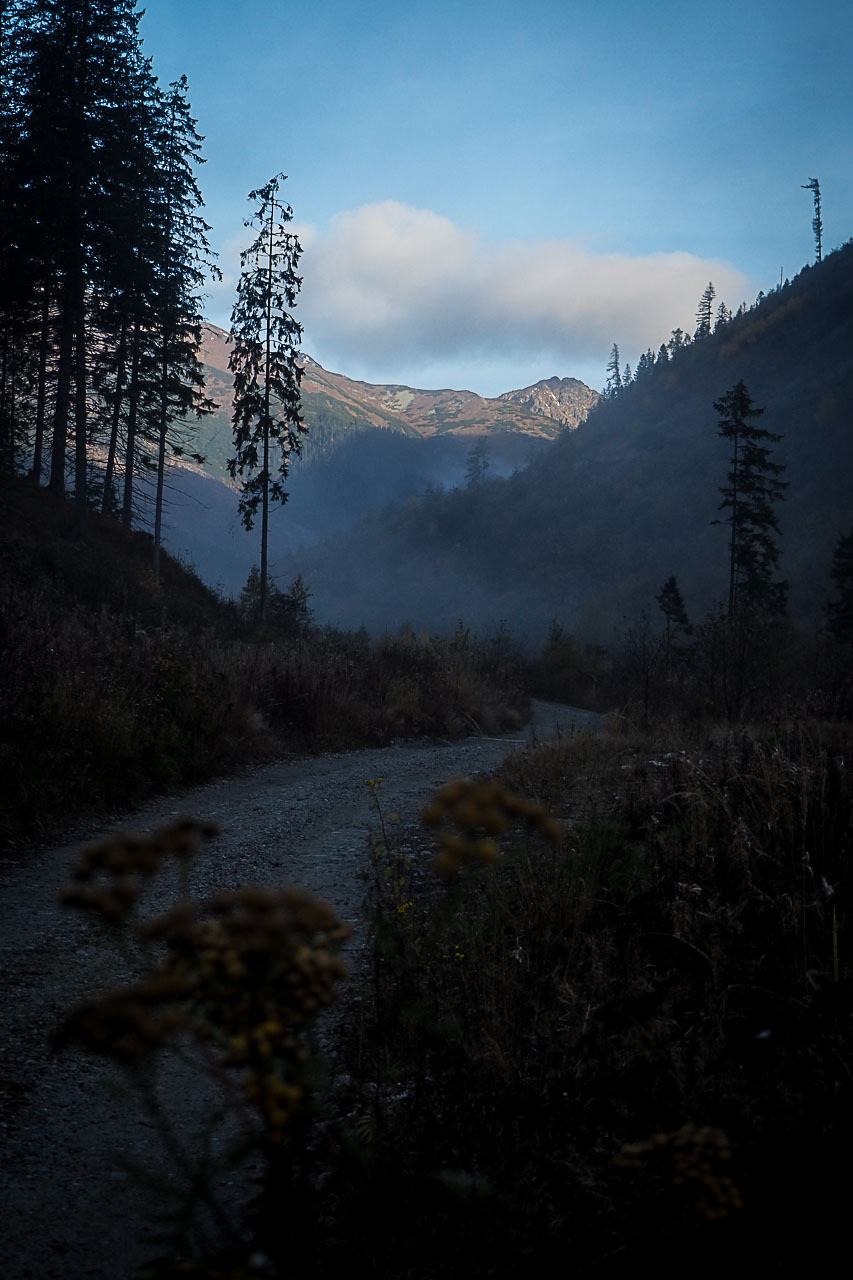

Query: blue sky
[139,0,852,394]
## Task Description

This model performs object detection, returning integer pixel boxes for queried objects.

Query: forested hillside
[152,330,586,594]
[0,1,217,585]
[283,245,853,640]
[197,324,595,470]
[159,341,558,594]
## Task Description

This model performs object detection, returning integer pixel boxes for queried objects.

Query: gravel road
[0,700,600,1280]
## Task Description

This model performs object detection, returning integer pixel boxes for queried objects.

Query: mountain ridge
[156,330,598,593]
[198,324,599,446]
[499,375,599,429]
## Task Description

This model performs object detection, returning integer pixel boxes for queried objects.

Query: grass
[0,477,527,847]
[13,475,853,1273]
[50,708,853,1277]
[327,715,853,1277]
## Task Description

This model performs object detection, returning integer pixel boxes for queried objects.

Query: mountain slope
[499,375,599,429]
[192,327,597,480]
[158,333,596,593]
[278,244,853,640]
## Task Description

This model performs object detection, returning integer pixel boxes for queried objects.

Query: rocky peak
[499,376,600,430]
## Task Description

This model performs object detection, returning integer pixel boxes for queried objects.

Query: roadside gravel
[0,700,600,1280]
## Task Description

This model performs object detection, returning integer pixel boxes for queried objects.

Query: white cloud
[204,201,753,394]
[295,201,751,373]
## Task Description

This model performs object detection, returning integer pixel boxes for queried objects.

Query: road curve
[0,699,600,1280]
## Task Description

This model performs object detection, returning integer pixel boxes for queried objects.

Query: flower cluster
[53,973,193,1062]
[615,1122,743,1221]
[60,817,219,922]
[57,822,350,1144]
[422,777,564,875]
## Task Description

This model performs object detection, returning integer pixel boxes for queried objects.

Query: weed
[55,818,350,1276]
[334,718,853,1276]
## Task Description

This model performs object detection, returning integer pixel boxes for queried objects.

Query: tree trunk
[48,275,75,497]
[121,318,141,527]
[74,292,88,534]
[152,334,169,582]
[30,288,51,485]
[259,198,276,628]
[727,431,740,617]
[102,312,128,515]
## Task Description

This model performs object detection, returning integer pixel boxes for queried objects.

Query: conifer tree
[656,575,692,648]
[695,282,715,338]
[228,173,306,625]
[5,0,154,525]
[713,381,787,617]
[149,75,217,580]
[667,328,687,355]
[465,437,490,489]
[714,302,732,331]
[604,343,622,398]
[801,177,823,263]
[0,0,53,477]
[1,0,217,549]
[825,530,853,644]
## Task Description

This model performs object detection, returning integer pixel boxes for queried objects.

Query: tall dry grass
[1,478,528,846]
[330,716,853,1276]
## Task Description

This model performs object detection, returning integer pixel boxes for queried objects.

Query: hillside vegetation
[282,245,853,640]
[0,478,527,848]
[197,324,597,465]
[153,332,581,595]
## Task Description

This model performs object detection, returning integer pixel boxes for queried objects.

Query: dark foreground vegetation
[0,477,526,847]
[49,586,853,1277]
[340,719,852,1277]
[54,709,853,1278]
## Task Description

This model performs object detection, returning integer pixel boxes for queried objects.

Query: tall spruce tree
[713,380,787,617]
[5,0,154,525]
[656,575,692,648]
[801,177,823,263]
[149,75,217,580]
[604,342,622,398]
[695,281,715,338]
[228,173,306,624]
[825,530,853,644]
[0,1,53,477]
[3,0,216,548]
[465,437,490,489]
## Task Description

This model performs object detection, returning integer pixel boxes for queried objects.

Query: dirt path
[0,701,599,1280]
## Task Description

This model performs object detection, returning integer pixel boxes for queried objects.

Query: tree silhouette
[465,437,490,489]
[0,0,218,540]
[801,177,823,263]
[825,530,853,644]
[604,343,622,398]
[150,75,218,581]
[695,282,716,338]
[713,381,787,617]
[656,575,692,648]
[9,0,151,522]
[228,173,306,625]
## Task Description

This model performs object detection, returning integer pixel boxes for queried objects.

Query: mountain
[158,332,597,593]
[198,324,596,447]
[499,376,599,429]
[275,244,853,642]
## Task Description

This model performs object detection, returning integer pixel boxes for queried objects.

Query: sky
[138,0,852,395]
